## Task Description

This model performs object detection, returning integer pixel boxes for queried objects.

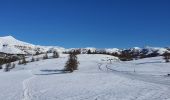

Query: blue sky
[0,0,170,48]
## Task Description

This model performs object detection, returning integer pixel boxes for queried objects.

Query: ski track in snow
[22,55,170,100]
[22,70,44,100]
[22,76,34,100]
[97,62,170,100]
[21,59,66,100]
[22,70,35,100]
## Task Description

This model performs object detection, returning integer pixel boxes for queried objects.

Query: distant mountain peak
[0,35,65,54]
[3,35,15,39]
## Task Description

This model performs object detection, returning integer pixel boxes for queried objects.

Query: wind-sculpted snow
[0,54,170,100]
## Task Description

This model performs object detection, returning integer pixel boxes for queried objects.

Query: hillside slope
[0,36,65,54]
[0,54,170,100]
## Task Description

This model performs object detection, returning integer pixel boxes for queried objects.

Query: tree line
[64,49,170,62]
[1,51,60,72]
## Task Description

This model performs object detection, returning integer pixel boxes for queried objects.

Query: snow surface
[105,48,120,54]
[0,54,170,100]
[0,36,33,46]
[144,46,169,55]
[0,44,26,54]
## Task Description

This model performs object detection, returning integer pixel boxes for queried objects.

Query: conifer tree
[53,51,59,58]
[87,49,92,54]
[11,63,16,69]
[43,53,48,59]
[18,60,22,65]
[31,57,35,62]
[22,56,27,65]
[4,63,11,72]
[0,64,2,69]
[163,52,170,63]
[64,53,79,72]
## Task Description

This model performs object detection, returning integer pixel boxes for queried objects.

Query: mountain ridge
[0,36,65,54]
[0,35,169,55]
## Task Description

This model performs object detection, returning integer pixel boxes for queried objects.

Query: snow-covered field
[0,54,170,100]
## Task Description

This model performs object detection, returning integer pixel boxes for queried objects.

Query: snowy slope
[0,44,25,54]
[144,46,169,55]
[0,36,65,54]
[105,48,121,54]
[0,36,34,46]
[0,54,170,100]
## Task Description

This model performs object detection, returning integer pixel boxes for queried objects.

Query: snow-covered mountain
[0,36,170,100]
[0,36,65,55]
[0,36,169,56]
[66,46,169,56]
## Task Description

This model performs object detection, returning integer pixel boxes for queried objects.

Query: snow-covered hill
[0,35,170,100]
[66,46,170,59]
[0,36,169,58]
[0,54,170,100]
[0,36,65,55]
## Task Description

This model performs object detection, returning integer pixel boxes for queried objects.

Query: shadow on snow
[34,69,69,75]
